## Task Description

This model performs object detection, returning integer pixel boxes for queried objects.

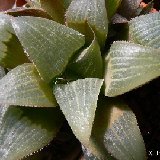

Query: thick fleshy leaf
[5,8,53,20]
[54,78,103,145]
[40,0,65,23]
[0,63,56,107]
[91,97,146,160]
[0,14,29,68]
[129,12,160,49]
[66,0,108,47]
[105,41,160,97]
[118,0,141,19]
[0,105,63,160]
[106,0,122,20]
[68,38,103,78]
[12,16,85,83]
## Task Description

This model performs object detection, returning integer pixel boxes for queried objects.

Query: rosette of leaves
[0,0,159,160]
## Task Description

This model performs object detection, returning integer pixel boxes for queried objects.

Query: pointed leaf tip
[68,38,103,78]
[0,63,57,107]
[54,78,104,144]
[66,0,108,47]
[11,16,85,83]
[105,41,160,97]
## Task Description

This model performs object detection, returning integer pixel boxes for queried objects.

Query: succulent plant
[0,0,159,160]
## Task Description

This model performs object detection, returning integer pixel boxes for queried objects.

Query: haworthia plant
[105,41,160,97]
[0,105,63,160]
[0,1,158,159]
[0,63,57,107]
[12,16,85,83]
[0,14,29,68]
[66,0,108,47]
[129,12,160,49]
[54,78,104,145]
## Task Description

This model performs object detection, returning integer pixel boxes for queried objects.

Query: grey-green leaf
[0,105,63,160]
[0,13,29,68]
[12,16,85,83]
[91,97,146,160]
[66,0,108,47]
[129,12,160,49]
[105,41,160,97]
[0,63,57,107]
[54,78,103,145]
[68,38,103,78]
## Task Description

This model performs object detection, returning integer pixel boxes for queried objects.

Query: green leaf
[106,0,122,20]
[54,78,103,145]
[0,63,57,107]
[0,14,29,68]
[91,97,146,160]
[40,0,65,23]
[12,16,85,83]
[105,41,160,97]
[0,105,63,160]
[68,38,103,78]
[66,0,108,47]
[129,12,160,49]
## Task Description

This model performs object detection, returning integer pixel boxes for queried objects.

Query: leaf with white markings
[91,97,147,160]
[66,0,108,47]
[0,63,57,107]
[0,105,63,160]
[68,38,103,78]
[129,12,160,49]
[54,78,103,145]
[105,41,160,97]
[0,14,29,69]
[12,16,85,83]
